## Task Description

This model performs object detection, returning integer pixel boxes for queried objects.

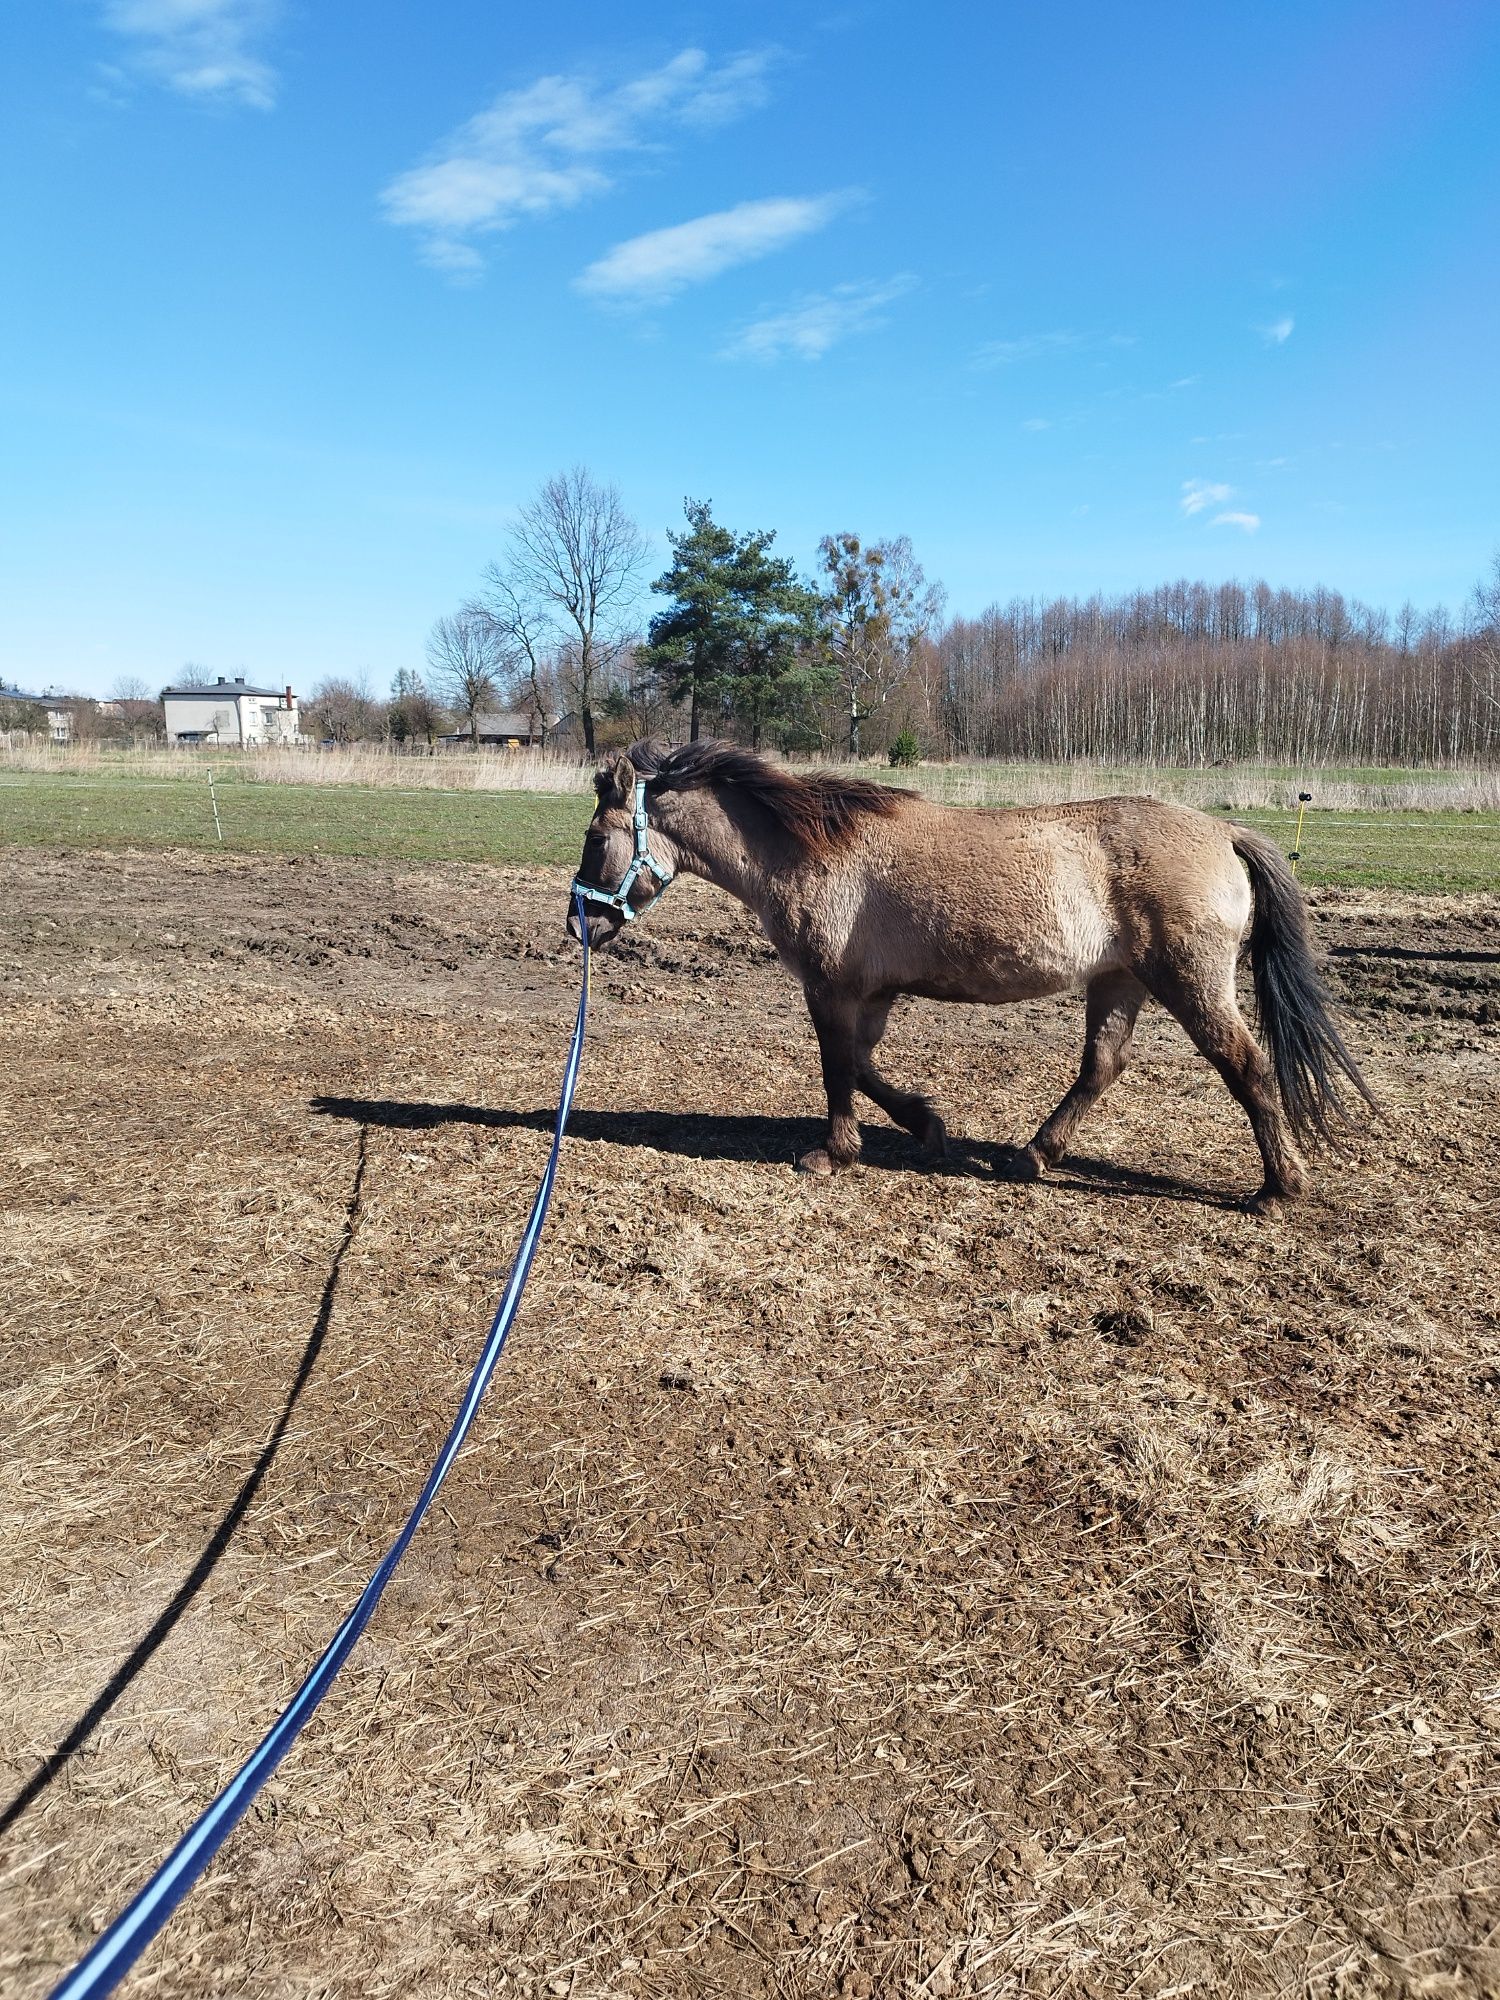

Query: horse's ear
[594,754,636,807]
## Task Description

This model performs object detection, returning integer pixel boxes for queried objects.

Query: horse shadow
[0,1129,371,1842]
[310,1095,1242,1209]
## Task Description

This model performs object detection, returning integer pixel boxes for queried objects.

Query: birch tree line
[930,578,1498,765]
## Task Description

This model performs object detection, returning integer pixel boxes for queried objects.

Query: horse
[567,740,1375,1207]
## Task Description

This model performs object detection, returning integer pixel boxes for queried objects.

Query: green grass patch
[1223,807,1498,894]
[1,768,1496,892]
[0,770,591,866]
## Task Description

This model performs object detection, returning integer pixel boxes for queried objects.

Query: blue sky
[3,0,1498,698]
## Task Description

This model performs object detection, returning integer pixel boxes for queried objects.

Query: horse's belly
[905,956,1081,1005]
[915,892,1116,1002]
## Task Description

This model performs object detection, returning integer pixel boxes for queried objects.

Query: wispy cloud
[578,194,854,306]
[971,330,1134,369]
[723,274,913,361]
[1020,417,1051,432]
[1212,511,1261,532]
[100,0,280,108]
[1258,315,1295,345]
[1181,479,1234,517]
[381,49,775,274]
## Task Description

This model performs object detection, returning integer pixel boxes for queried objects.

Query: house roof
[162,676,289,700]
[472,710,544,734]
[1,684,55,705]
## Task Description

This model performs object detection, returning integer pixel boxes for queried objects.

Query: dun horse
[568,741,1374,1206]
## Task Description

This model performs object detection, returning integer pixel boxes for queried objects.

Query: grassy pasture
[3,760,1497,890]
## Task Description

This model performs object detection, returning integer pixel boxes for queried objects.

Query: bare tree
[480,467,646,756]
[818,532,944,757]
[471,569,557,735]
[426,610,502,745]
[1466,549,1500,716]
[307,674,381,745]
[388,666,443,747]
[109,675,165,742]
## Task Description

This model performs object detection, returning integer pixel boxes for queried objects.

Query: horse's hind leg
[1147,957,1306,1206]
[854,1000,948,1163]
[1018,969,1144,1177]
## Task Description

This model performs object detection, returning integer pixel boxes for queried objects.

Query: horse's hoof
[920,1122,950,1166]
[797,1148,837,1176]
[1003,1144,1048,1183]
[1246,1182,1293,1215]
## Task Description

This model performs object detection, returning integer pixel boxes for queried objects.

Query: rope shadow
[0,1128,370,1842]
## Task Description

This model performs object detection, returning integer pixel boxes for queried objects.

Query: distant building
[0,684,75,742]
[441,708,555,748]
[162,676,300,746]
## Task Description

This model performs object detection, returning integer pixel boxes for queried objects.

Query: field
[3,757,1499,890]
[2,831,1498,2000]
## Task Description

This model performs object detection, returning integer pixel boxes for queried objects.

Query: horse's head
[566,753,675,947]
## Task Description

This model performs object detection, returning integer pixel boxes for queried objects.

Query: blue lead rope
[47,895,592,2000]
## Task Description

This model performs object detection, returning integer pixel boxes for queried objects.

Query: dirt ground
[1,847,1497,2000]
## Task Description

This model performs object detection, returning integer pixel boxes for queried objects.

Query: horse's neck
[655,791,772,914]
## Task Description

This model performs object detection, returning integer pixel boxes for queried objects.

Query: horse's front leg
[799,992,862,1175]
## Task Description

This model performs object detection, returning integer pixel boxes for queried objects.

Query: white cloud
[723,274,913,361]
[971,330,1134,369]
[1181,479,1233,516]
[100,0,280,108]
[1021,417,1051,432]
[1259,315,1295,344]
[578,194,854,305]
[1212,510,1261,533]
[382,49,775,273]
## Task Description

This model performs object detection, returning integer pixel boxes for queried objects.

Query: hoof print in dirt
[1093,1306,1154,1346]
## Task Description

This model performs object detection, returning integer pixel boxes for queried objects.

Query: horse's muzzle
[567,901,622,949]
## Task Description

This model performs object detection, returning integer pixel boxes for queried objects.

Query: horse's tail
[1230,826,1378,1149]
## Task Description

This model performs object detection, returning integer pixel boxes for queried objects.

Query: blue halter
[572,778,673,924]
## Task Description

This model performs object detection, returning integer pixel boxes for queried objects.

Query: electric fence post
[1289,790,1311,877]
[207,766,224,844]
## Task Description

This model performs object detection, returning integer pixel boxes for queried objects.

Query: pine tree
[644,500,827,746]
[722,531,824,750]
[641,500,741,742]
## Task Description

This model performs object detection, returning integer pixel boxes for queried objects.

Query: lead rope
[46,893,592,2000]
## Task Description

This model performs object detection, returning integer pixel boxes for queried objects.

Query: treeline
[930,583,1498,765]
[11,471,1496,770]
[422,470,1498,767]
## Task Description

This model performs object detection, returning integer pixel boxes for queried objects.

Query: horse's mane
[629,739,909,861]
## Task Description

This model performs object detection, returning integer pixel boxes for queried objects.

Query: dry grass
[886,759,1500,814]
[0,740,598,792]
[5,739,1499,812]
[1,853,1498,1999]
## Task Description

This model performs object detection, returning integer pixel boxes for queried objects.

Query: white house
[0,684,77,741]
[163,676,300,747]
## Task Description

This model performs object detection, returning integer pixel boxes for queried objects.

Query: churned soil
[1,847,1497,2000]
